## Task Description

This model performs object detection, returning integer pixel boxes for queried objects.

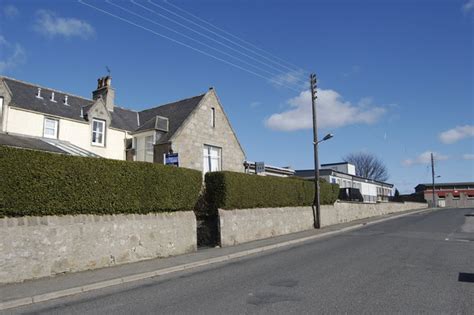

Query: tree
[394,189,400,198]
[342,152,389,182]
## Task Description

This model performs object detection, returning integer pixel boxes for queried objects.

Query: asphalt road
[8,208,474,314]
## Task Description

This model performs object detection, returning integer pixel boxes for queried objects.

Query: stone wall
[218,202,427,246]
[320,201,427,227]
[0,211,196,284]
[218,207,314,247]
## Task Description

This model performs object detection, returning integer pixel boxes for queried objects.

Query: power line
[135,0,307,86]
[78,0,301,92]
[162,0,309,76]
[149,0,308,82]
[107,0,293,82]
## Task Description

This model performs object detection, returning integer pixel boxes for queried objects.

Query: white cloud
[0,35,26,73]
[402,151,449,166]
[463,0,474,12]
[34,10,95,39]
[439,125,474,144]
[462,153,474,160]
[264,89,386,131]
[3,5,19,18]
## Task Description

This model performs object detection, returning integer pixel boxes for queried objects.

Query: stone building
[0,75,245,173]
[414,182,474,208]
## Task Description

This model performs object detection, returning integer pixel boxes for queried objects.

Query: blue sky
[1,0,473,193]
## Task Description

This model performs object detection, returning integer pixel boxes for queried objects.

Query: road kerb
[0,207,431,311]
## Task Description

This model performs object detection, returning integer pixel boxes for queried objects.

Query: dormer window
[50,92,56,102]
[36,88,43,99]
[64,95,69,106]
[91,118,105,146]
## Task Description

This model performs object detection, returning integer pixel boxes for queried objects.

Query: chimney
[92,75,115,112]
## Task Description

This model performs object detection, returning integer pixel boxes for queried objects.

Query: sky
[0,0,473,193]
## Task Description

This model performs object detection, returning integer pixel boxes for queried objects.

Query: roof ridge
[1,75,140,114]
[139,92,206,114]
[1,75,93,103]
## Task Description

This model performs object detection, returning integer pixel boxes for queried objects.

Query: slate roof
[1,76,206,141]
[137,94,205,143]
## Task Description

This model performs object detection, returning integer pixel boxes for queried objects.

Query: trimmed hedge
[0,146,202,217]
[205,171,339,211]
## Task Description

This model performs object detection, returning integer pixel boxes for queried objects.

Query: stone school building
[0,75,246,173]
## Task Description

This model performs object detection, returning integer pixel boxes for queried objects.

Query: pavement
[1,206,433,311]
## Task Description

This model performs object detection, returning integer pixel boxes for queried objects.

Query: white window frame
[145,135,154,156]
[91,119,106,147]
[43,117,59,139]
[203,145,221,173]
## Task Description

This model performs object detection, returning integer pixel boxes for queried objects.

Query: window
[211,107,216,128]
[92,119,105,146]
[145,136,154,162]
[203,145,221,173]
[331,178,336,184]
[43,117,58,139]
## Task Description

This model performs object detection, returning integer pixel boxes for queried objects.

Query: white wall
[6,107,128,160]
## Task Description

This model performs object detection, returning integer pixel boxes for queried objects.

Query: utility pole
[310,73,320,228]
[431,152,436,208]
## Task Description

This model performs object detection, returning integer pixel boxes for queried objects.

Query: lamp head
[323,133,334,141]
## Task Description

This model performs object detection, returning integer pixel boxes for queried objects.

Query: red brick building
[415,182,474,208]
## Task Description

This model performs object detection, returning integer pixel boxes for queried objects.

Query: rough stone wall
[171,90,245,173]
[219,207,314,247]
[0,211,196,284]
[218,202,427,246]
[320,201,427,227]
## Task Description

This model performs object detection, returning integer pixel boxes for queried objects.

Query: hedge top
[0,146,202,217]
[204,171,339,211]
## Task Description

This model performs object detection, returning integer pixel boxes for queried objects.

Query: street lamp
[312,133,334,229]
[316,133,334,145]
[310,73,334,229]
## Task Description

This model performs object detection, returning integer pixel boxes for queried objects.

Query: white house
[295,162,393,203]
[0,75,245,173]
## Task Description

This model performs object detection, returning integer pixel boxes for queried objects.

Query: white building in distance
[295,162,393,203]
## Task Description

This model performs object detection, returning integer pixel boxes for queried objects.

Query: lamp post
[310,72,334,229]
[312,133,334,229]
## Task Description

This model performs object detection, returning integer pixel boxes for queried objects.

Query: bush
[205,171,339,211]
[0,146,202,217]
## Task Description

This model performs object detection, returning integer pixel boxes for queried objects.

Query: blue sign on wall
[165,153,179,167]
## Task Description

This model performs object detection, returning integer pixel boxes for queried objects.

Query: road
[8,208,474,314]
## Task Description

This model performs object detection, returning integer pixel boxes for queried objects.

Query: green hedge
[205,171,339,211]
[0,146,202,217]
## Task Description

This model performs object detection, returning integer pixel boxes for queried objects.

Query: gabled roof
[2,77,139,132]
[1,76,208,141]
[137,94,205,143]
